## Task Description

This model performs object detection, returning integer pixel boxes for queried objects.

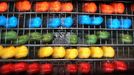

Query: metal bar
[1,12,134,17]
[1,0,133,3]
[1,28,134,30]
[2,44,134,47]
[0,58,133,62]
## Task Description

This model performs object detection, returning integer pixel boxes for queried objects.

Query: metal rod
[0,58,133,62]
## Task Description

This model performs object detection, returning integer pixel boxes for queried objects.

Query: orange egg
[49,1,61,12]
[15,0,31,11]
[61,2,73,12]
[0,2,8,13]
[34,2,49,12]
[100,4,114,14]
[82,2,97,13]
[131,4,134,12]
[111,3,125,14]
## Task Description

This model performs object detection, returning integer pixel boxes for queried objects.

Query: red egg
[1,63,14,74]
[14,62,28,73]
[66,64,78,73]
[78,62,91,74]
[49,1,61,12]
[100,4,114,14]
[82,2,97,13]
[27,63,40,74]
[114,61,127,71]
[102,61,115,73]
[111,3,125,14]
[40,63,53,74]
[0,2,8,13]
[15,0,31,11]
[34,2,49,12]
[61,2,73,12]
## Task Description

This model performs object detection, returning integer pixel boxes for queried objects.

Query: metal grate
[0,0,134,74]
[0,1,134,46]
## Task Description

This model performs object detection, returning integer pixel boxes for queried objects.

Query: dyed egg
[62,17,73,28]
[78,15,91,25]
[107,19,120,29]
[61,2,73,12]
[82,2,97,13]
[91,16,103,25]
[47,18,61,28]
[34,2,49,12]
[15,0,31,12]
[0,2,8,13]
[120,19,132,29]
[0,15,6,26]
[49,1,61,12]
[28,17,42,28]
[5,16,18,28]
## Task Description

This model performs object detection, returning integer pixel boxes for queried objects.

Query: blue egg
[47,18,61,28]
[120,19,132,29]
[0,16,7,26]
[62,17,73,28]
[107,19,120,29]
[5,16,18,28]
[91,16,103,25]
[78,15,91,25]
[29,17,42,28]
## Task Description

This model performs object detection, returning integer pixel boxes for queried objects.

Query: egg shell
[0,15,6,26]
[100,4,114,14]
[14,62,28,72]
[91,16,103,25]
[78,62,91,74]
[15,1,31,12]
[0,2,8,12]
[66,64,78,73]
[82,2,97,13]
[1,63,14,74]
[61,17,73,28]
[61,2,73,12]
[78,15,91,25]
[107,19,120,29]
[27,63,40,74]
[28,17,42,28]
[40,63,53,74]
[47,18,61,28]
[5,16,18,28]
[49,1,61,12]
[34,2,49,12]
[120,18,132,29]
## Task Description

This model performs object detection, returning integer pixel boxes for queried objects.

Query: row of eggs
[0,15,132,29]
[80,15,132,29]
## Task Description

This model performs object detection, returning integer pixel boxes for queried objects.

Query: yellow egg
[0,45,3,57]
[38,47,53,58]
[0,45,3,50]
[90,47,103,58]
[1,46,16,59]
[15,45,29,58]
[65,48,78,59]
[102,46,115,58]
[52,47,66,58]
[78,47,91,59]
